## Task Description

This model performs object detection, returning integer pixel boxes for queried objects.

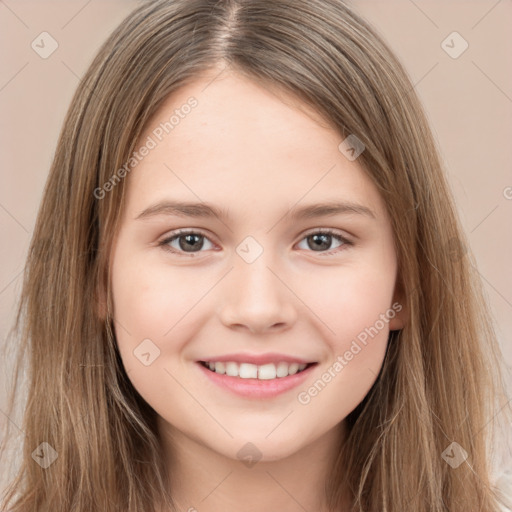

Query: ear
[388,278,408,331]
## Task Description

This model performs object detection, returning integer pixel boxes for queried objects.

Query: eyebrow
[135,199,376,221]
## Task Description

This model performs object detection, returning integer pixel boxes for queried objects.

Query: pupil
[180,234,203,252]
[309,234,331,251]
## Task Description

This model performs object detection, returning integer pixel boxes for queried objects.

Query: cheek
[291,251,397,417]
[111,255,211,342]
[110,257,205,413]
[110,254,194,380]
[299,249,397,350]
[309,274,392,368]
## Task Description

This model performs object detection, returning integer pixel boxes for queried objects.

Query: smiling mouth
[199,360,317,380]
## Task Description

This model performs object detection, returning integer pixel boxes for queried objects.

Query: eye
[158,229,216,256]
[296,229,352,255]
[158,228,352,257]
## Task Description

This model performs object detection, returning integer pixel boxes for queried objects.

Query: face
[108,69,405,463]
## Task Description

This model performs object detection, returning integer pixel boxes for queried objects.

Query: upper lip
[198,352,316,366]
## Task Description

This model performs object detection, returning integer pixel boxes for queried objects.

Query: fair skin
[109,67,406,512]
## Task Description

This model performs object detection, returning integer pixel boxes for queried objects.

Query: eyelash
[158,228,353,257]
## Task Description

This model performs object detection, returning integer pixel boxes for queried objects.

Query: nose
[218,252,298,334]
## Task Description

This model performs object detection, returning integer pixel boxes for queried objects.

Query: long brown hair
[1,0,510,510]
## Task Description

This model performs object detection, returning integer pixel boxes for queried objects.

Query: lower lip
[196,362,317,399]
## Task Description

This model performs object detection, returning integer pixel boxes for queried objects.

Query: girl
[1,0,511,510]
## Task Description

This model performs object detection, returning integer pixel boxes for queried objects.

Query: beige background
[1,0,511,491]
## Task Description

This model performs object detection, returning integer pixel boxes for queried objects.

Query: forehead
[123,71,384,220]
[141,71,340,157]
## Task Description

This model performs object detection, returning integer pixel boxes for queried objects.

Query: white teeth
[203,361,310,379]
[276,362,289,378]
[225,362,238,377]
[239,363,258,379]
[288,362,300,375]
[214,362,226,374]
[258,363,276,380]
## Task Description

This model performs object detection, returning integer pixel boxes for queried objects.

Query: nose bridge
[218,235,296,332]
[233,238,282,302]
